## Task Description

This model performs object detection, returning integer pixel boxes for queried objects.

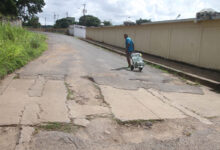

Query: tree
[0,0,17,16]
[54,17,75,28]
[79,15,101,27]
[136,18,151,25]
[15,0,45,22]
[103,21,112,26]
[0,0,45,22]
[23,16,41,28]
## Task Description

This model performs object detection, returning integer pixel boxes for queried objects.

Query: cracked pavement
[0,32,220,150]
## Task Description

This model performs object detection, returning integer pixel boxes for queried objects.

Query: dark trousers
[126,51,132,67]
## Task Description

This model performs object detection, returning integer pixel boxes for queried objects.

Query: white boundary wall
[69,25,86,38]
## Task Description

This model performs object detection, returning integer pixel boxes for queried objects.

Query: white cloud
[38,0,220,25]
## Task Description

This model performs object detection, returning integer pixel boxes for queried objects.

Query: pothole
[77,75,110,107]
[93,83,109,107]
[81,75,96,83]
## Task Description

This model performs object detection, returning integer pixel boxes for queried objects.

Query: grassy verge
[144,61,200,85]
[0,23,47,79]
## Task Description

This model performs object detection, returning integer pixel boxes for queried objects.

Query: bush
[0,24,47,78]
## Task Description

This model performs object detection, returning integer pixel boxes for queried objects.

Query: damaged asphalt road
[0,32,220,150]
[77,39,203,94]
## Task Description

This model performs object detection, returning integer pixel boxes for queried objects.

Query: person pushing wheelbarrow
[124,34,134,68]
[124,34,145,71]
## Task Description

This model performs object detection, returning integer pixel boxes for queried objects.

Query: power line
[54,13,56,24]
[44,17,46,27]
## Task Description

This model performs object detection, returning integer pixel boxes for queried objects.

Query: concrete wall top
[87,18,220,29]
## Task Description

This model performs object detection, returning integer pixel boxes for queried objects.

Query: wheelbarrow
[130,53,145,72]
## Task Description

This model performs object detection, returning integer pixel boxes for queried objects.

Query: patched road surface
[0,32,220,150]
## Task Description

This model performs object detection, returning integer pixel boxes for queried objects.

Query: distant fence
[26,27,68,34]
[45,28,67,34]
[87,19,220,71]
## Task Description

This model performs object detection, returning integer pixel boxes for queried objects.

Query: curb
[81,38,220,90]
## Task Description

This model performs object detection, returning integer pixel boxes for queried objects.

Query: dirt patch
[0,127,19,150]
[13,73,20,79]
[29,117,220,150]
[115,119,163,129]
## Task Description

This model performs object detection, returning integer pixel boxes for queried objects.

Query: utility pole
[82,3,87,26]
[176,14,181,19]
[44,17,46,31]
[66,12,68,18]
[54,13,56,24]
[83,4,87,16]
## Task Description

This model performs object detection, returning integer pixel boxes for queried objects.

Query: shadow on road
[111,67,143,73]
[111,67,129,71]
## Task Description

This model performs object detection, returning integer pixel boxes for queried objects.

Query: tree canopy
[136,18,151,25]
[0,0,45,21]
[54,17,75,28]
[103,21,112,26]
[0,0,17,16]
[16,0,45,22]
[23,16,41,28]
[79,15,101,27]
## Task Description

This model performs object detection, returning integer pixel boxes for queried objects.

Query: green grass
[0,23,47,79]
[37,122,79,133]
[144,61,169,73]
[65,82,74,100]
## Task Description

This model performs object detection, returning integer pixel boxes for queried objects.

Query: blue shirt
[125,37,134,52]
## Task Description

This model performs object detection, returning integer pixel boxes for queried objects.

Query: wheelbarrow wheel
[139,68,143,72]
[131,65,134,71]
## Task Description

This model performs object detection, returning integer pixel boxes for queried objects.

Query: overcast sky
[38,0,220,25]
